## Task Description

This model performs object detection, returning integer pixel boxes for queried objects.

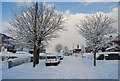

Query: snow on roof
[46,54,57,56]
[106,45,118,51]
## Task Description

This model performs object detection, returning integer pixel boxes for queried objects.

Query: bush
[8,57,31,68]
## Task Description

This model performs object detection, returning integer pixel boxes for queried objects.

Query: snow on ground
[0,51,33,57]
[2,56,118,79]
[0,58,2,80]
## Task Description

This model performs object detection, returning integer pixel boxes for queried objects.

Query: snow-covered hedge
[8,57,31,68]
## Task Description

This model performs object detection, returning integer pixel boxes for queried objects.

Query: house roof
[0,33,13,40]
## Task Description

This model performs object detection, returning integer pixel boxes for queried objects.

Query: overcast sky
[1,2,118,53]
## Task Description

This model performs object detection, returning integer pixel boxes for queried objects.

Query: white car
[56,53,64,60]
[39,53,46,59]
[15,51,33,62]
[45,54,60,66]
[15,51,33,57]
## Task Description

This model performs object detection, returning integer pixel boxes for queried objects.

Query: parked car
[15,51,33,62]
[97,54,104,60]
[97,52,120,60]
[39,53,46,60]
[63,53,71,56]
[15,51,33,57]
[15,51,30,55]
[56,53,64,60]
[45,55,60,66]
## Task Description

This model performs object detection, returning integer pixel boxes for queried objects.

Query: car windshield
[47,56,56,59]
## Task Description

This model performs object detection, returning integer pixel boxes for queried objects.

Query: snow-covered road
[2,56,118,79]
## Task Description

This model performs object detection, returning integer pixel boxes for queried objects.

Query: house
[73,49,81,53]
[73,45,81,53]
[14,44,29,52]
[0,33,14,52]
[105,35,120,52]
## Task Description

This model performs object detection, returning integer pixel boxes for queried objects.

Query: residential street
[2,56,118,79]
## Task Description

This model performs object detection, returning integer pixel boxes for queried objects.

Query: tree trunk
[36,39,42,64]
[93,49,97,66]
[36,48,40,64]
[33,45,37,67]
[33,2,38,67]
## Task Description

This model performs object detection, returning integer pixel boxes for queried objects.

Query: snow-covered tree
[76,12,117,66]
[55,44,63,53]
[8,2,65,67]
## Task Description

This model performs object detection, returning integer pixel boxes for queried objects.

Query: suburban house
[105,35,120,52]
[95,35,120,52]
[14,44,29,52]
[0,33,14,52]
[73,45,81,53]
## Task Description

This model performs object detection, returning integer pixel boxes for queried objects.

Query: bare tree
[76,12,116,66]
[55,44,63,53]
[8,2,65,67]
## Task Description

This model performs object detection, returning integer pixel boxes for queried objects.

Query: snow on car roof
[16,51,29,54]
[105,45,118,51]
[98,52,119,54]
[39,53,46,56]
[15,51,33,57]
[46,54,57,56]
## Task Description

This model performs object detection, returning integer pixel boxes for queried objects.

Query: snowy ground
[2,56,118,79]
[0,58,2,81]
